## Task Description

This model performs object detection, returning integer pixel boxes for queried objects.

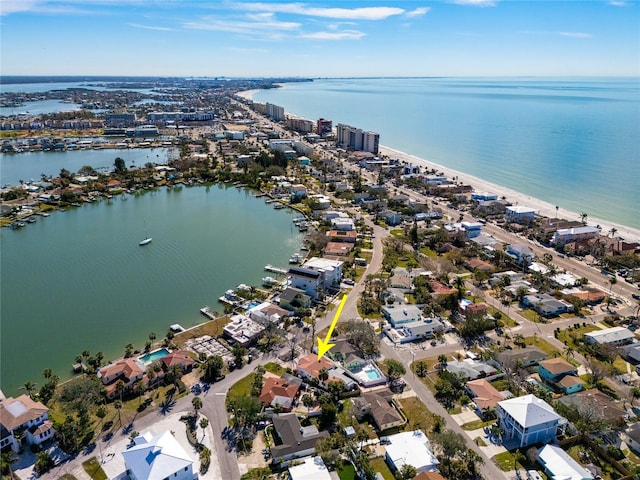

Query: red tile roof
[259,377,300,405]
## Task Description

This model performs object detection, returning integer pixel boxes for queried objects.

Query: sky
[1,0,638,77]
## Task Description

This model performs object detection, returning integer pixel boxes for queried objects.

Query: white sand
[236,89,640,242]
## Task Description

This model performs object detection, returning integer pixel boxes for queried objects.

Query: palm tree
[437,354,448,371]
[115,379,126,403]
[302,393,314,415]
[580,212,588,225]
[192,397,203,416]
[1,450,18,478]
[318,368,329,383]
[20,381,37,400]
[555,205,559,219]
[609,227,617,238]
[114,400,123,426]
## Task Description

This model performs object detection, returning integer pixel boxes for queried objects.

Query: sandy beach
[236,89,640,243]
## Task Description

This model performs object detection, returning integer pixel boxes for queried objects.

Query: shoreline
[237,88,640,242]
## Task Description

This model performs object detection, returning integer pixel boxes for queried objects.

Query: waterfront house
[301,257,343,290]
[465,378,506,413]
[505,206,537,224]
[538,444,593,480]
[98,358,145,400]
[551,226,600,247]
[160,350,195,374]
[277,287,312,311]
[270,413,329,462]
[223,314,265,347]
[248,301,291,323]
[324,241,354,257]
[0,395,55,452]
[584,326,635,346]
[290,184,307,199]
[327,230,357,243]
[288,266,324,300]
[497,394,564,448]
[384,430,439,474]
[122,431,196,480]
[259,374,302,411]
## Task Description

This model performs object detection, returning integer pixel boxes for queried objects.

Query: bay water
[252,77,639,230]
[0,183,303,395]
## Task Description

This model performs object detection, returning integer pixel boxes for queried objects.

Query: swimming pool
[363,364,384,381]
[138,348,171,365]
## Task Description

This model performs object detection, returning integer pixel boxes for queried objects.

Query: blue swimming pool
[364,365,384,380]
[138,348,170,365]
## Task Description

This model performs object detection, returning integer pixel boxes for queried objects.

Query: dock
[199,307,215,320]
[264,264,288,275]
[170,323,186,332]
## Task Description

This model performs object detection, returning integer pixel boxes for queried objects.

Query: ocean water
[253,77,639,229]
[0,185,303,395]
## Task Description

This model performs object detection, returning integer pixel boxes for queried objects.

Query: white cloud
[128,22,174,31]
[183,13,300,35]
[609,0,628,5]
[0,0,41,15]
[300,30,366,40]
[405,7,430,18]
[559,31,592,38]
[450,0,497,6]
[231,2,405,20]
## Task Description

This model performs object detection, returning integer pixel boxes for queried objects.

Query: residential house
[296,354,335,381]
[161,350,195,374]
[259,374,302,411]
[301,257,343,290]
[537,444,593,480]
[353,390,405,431]
[458,301,488,319]
[584,326,635,346]
[466,378,507,413]
[429,281,458,297]
[522,293,574,317]
[557,390,626,426]
[620,343,640,364]
[551,226,600,247]
[495,347,547,370]
[506,244,534,266]
[277,287,312,311]
[270,413,329,462]
[324,242,354,257]
[497,394,564,448]
[288,456,332,480]
[223,314,265,346]
[122,431,196,480]
[464,257,496,273]
[384,430,439,473]
[387,318,445,344]
[461,221,484,238]
[413,473,448,480]
[445,358,498,380]
[564,288,607,306]
[248,301,292,324]
[623,423,640,456]
[505,206,536,224]
[380,210,403,226]
[538,358,583,394]
[382,304,425,327]
[327,230,357,243]
[288,267,323,300]
[290,184,307,199]
[98,358,145,400]
[490,271,525,287]
[0,395,55,452]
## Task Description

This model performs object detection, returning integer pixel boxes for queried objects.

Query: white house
[584,326,635,346]
[497,394,564,448]
[506,244,533,265]
[288,456,332,480]
[301,257,343,289]
[384,430,439,473]
[538,444,593,480]
[505,206,536,224]
[122,431,196,480]
[0,395,55,452]
[551,226,600,246]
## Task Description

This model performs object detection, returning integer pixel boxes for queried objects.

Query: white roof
[288,456,332,480]
[385,430,438,472]
[555,226,600,236]
[506,205,536,214]
[303,257,343,271]
[539,444,593,480]
[498,394,560,428]
[122,431,193,480]
[585,326,635,344]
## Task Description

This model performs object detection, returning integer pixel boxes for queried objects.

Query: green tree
[20,381,38,400]
[192,396,203,415]
[33,451,55,475]
[383,358,406,381]
[1,450,18,478]
[302,393,314,415]
[397,464,418,480]
[201,355,224,382]
[114,157,127,174]
[318,368,329,383]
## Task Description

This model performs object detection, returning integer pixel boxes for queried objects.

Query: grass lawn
[264,362,285,375]
[82,457,107,480]
[461,419,495,431]
[227,372,256,405]
[474,436,487,446]
[369,457,395,480]
[492,451,517,472]
[59,475,78,480]
[518,309,540,322]
[398,397,434,432]
[488,306,518,327]
[556,324,600,350]
[613,355,630,375]
[523,336,562,356]
[338,464,356,480]
[420,246,438,257]
[173,317,230,348]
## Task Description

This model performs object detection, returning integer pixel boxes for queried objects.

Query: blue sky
[1,0,638,77]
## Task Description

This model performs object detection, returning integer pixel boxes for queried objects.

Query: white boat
[139,237,152,246]
[262,276,278,286]
[289,253,302,264]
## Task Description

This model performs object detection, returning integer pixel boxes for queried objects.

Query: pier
[264,264,288,275]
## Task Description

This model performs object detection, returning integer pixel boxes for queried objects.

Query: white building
[0,395,55,452]
[223,314,265,346]
[538,444,593,480]
[584,326,635,346]
[505,206,537,224]
[551,226,600,246]
[384,430,439,473]
[335,123,379,154]
[288,456,332,480]
[302,257,343,289]
[122,431,196,480]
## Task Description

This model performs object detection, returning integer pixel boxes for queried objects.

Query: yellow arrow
[317,294,348,360]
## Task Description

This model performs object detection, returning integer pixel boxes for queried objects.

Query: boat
[289,253,302,264]
[262,276,278,287]
[139,220,152,246]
